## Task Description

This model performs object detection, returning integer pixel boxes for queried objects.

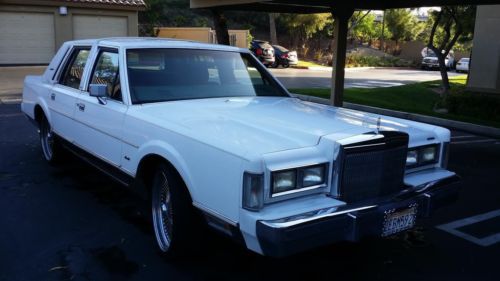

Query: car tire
[271,61,279,68]
[282,63,290,68]
[39,114,65,164]
[151,162,199,258]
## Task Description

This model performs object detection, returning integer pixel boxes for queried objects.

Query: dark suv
[250,40,275,66]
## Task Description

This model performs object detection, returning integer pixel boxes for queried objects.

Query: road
[1,103,499,281]
[269,67,463,89]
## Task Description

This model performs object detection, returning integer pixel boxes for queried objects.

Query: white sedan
[21,38,460,257]
[456,58,470,73]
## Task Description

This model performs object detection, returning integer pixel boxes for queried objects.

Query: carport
[190,0,500,107]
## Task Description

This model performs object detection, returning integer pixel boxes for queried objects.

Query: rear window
[460,58,470,62]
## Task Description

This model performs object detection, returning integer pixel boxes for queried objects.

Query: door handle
[76,103,85,111]
[50,93,56,101]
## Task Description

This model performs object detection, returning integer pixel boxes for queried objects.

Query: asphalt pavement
[1,102,499,281]
[270,67,463,89]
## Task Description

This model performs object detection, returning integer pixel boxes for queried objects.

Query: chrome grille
[337,132,408,203]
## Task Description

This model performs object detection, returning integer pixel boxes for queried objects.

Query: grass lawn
[290,76,500,128]
[294,60,325,68]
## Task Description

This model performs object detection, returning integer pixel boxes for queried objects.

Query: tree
[279,13,331,51]
[269,13,278,45]
[139,0,168,36]
[349,11,378,46]
[427,6,476,99]
[385,9,421,50]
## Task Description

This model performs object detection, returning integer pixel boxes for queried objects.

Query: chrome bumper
[256,174,460,257]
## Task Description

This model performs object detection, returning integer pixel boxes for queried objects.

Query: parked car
[250,40,275,66]
[421,50,454,70]
[271,45,298,68]
[456,57,470,73]
[22,38,460,258]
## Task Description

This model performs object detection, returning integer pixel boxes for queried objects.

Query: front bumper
[256,174,460,257]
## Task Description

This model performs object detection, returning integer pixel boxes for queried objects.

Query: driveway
[270,67,463,89]
[1,102,499,281]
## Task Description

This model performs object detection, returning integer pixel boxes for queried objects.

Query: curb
[290,66,415,72]
[292,94,500,139]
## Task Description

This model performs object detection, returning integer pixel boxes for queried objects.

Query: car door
[49,46,91,142]
[73,47,127,166]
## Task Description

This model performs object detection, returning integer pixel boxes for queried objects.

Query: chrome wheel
[152,170,174,252]
[40,117,54,161]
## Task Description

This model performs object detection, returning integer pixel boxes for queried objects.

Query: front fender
[130,140,196,200]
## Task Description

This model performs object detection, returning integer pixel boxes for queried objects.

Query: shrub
[446,92,500,123]
[345,54,413,67]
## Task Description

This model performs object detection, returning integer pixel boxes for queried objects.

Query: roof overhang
[191,0,500,13]
[0,0,147,11]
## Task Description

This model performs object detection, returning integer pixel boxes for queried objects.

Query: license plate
[382,206,417,237]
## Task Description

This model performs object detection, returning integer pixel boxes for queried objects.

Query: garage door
[0,12,55,64]
[73,15,128,40]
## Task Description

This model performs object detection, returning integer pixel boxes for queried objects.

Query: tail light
[281,54,288,59]
[255,48,263,56]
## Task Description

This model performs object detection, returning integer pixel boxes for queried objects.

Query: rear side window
[90,50,121,101]
[59,48,90,89]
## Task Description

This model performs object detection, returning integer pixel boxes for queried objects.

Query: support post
[330,8,354,107]
[212,9,230,45]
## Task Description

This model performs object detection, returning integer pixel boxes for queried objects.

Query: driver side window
[90,50,121,101]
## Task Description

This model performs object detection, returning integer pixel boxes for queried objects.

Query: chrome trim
[336,133,384,146]
[271,183,326,198]
[260,205,377,229]
[192,202,237,226]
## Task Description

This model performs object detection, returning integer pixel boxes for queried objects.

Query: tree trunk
[269,13,278,45]
[437,54,451,97]
[212,9,230,46]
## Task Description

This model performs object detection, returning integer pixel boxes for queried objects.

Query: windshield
[126,49,288,104]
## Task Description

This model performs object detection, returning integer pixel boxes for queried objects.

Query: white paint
[437,209,500,247]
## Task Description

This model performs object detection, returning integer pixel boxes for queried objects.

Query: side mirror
[89,84,107,97]
[89,84,107,105]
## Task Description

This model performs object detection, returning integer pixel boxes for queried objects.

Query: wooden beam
[330,8,353,107]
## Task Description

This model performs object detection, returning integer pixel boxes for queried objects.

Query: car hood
[132,97,437,159]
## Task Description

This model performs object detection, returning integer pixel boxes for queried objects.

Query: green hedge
[346,54,414,68]
[446,92,500,123]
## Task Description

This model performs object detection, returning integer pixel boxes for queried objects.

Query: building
[0,0,146,65]
[155,27,250,49]
[468,5,500,94]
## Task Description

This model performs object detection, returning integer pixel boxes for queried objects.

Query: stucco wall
[468,5,500,93]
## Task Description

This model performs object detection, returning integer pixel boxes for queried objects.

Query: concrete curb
[292,94,500,139]
[291,66,415,72]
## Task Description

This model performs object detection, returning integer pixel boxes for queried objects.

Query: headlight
[302,165,326,187]
[271,164,327,197]
[406,144,440,168]
[406,149,418,166]
[421,146,437,162]
[272,170,297,194]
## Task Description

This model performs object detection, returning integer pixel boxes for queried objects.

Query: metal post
[330,8,354,107]
[212,9,230,45]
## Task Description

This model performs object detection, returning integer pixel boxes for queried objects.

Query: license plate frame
[382,204,418,237]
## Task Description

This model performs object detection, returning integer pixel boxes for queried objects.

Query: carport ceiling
[191,0,500,13]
